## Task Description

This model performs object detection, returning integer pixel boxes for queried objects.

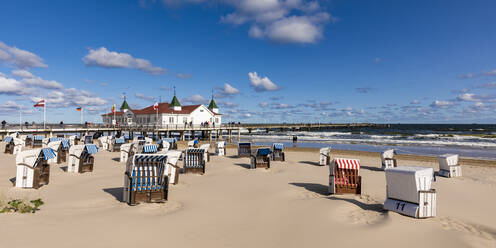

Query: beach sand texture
[1,144,496,248]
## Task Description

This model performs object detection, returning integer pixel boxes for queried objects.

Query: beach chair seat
[164,150,182,185]
[67,144,98,173]
[383,166,436,218]
[199,144,211,162]
[142,144,158,154]
[123,154,169,205]
[120,143,134,163]
[381,149,397,170]
[215,141,226,156]
[238,142,251,158]
[250,148,271,169]
[32,135,44,148]
[329,158,361,195]
[183,148,206,174]
[188,139,198,148]
[271,143,285,161]
[319,147,331,166]
[15,148,55,189]
[437,154,462,178]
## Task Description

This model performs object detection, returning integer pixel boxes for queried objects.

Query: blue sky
[1,0,496,124]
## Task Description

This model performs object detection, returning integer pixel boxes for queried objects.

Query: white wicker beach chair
[123,154,169,205]
[215,141,226,156]
[319,147,331,166]
[329,158,361,195]
[437,154,461,178]
[15,148,55,188]
[67,144,98,173]
[120,143,134,163]
[199,144,210,162]
[381,149,397,170]
[164,150,182,185]
[98,136,110,151]
[47,140,62,164]
[383,166,436,218]
[69,135,78,146]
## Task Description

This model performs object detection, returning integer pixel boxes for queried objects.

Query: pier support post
[228,130,232,142]
[238,128,240,141]
[180,131,185,141]
[209,131,212,141]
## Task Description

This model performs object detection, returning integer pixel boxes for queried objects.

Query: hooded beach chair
[319,147,332,166]
[437,154,462,178]
[329,158,362,195]
[69,135,78,146]
[32,135,44,148]
[271,143,285,161]
[188,139,198,148]
[158,139,171,152]
[383,166,437,218]
[47,140,63,164]
[250,147,271,169]
[215,141,226,156]
[183,148,206,174]
[23,134,33,147]
[98,136,110,151]
[83,135,93,144]
[381,149,397,170]
[67,144,98,173]
[238,142,251,158]
[199,143,211,162]
[4,136,22,154]
[163,150,182,185]
[19,135,28,147]
[120,143,134,163]
[123,154,169,205]
[144,137,153,144]
[59,138,70,163]
[15,148,55,188]
[111,137,126,152]
[162,138,177,150]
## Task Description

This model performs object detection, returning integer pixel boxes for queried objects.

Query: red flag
[76,107,82,111]
[34,99,45,107]
[153,102,159,110]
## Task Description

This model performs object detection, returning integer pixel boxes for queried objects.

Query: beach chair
[120,143,134,163]
[383,166,436,218]
[250,147,271,169]
[111,137,125,152]
[42,137,51,148]
[67,144,98,173]
[329,158,362,195]
[144,137,153,144]
[183,148,206,174]
[59,139,70,163]
[19,135,28,147]
[163,150,182,185]
[15,148,55,188]
[23,134,33,147]
[123,154,169,205]
[215,141,226,156]
[199,143,211,162]
[32,135,44,148]
[141,144,158,154]
[3,136,18,154]
[187,139,198,148]
[69,135,78,146]
[319,147,331,166]
[83,135,93,144]
[162,138,178,150]
[47,140,63,164]
[381,149,397,170]
[271,143,285,161]
[98,136,110,151]
[238,142,251,158]
[437,154,462,178]
[158,139,171,152]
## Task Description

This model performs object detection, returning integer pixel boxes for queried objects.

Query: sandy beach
[1,143,495,248]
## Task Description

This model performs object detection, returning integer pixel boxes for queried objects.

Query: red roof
[102,102,221,116]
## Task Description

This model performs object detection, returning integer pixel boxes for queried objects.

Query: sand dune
[1,145,495,248]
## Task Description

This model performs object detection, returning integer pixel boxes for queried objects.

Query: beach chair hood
[385,166,434,204]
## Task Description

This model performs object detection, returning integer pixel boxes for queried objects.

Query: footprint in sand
[438,217,496,241]
[331,194,388,226]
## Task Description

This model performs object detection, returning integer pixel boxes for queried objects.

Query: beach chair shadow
[328,197,386,213]
[289,183,329,196]
[112,157,120,162]
[227,155,239,159]
[360,165,383,172]
[103,187,124,202]
[234,163,251,169]
[299,161,321,167]
[59,166,68,172]
[9,177,16,186]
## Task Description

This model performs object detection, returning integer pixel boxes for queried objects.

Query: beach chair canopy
[85,144,99,154]
[49,137,64,142]
[3,136,13,143]
[163,138,177,143]
[256,148,272,156]
[48,140,62,151]
[272,143,284,150]
[27,134,33,139]
[41,148,57,160]
[115,138,125,144]
[166,150,182,165]
[438,154,459,167]
[143,144,158,153]
[381,149,396,160]
[69,145,85,157]
[200,144,210,150]
[320,147,331,154]
[385,166,434,204]
[34,135,45,141]
[123,135,130,140]
[61,139,70,149]
[238,142,251,147]
[16,149,43,167]
[333,158,361,170]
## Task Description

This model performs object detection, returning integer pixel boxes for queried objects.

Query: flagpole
[81,108,84,124]
[43,99,46,129]
[19,107,22,131]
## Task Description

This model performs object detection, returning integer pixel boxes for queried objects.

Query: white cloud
[266,14,327,43]
[0,41,47,69]
[258,102,269,108]
[457,93,478,102]
[410,100,420,104]
[0,75,33,95]
[478,82,496,89]
[135,93,156,102]
[22,76,63,89]
[176,73,192,79]
[271,102,293,109]
[248,72,279,92]
[82,47,166,75]
[430,100,454,108]
[182,94,208,104]
[31,88,107,108]
[216,83,240,98]
[12,69,34,78]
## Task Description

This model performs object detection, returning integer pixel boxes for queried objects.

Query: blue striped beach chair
[238,142,251,158]
[163,138,177,149]
[68,144,98,173]
[3,136,15,154]
[142,144,158,154]
[15,148,55,188]
[250,147,271,169]
[58,139,70,163]
[123,154,169,205]
[83,135,93,144]
[271,143,285,161]
[32,135,45,148]
[183,148,206,174]
[111,137,125,152]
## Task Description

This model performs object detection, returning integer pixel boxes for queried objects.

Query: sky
[1,0,496,124]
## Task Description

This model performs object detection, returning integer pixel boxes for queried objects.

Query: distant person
[1,120,6,129]
[24,122,29,128]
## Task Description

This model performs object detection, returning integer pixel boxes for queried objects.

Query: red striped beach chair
[123,154,169,205]
[329,158,362,195]
[183,148,206,174]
